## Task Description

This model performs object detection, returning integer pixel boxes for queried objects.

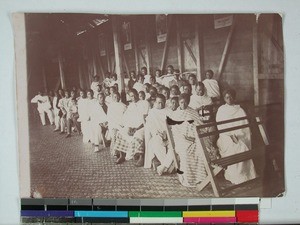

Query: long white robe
[144,108,174,170]
[52,96,61,129]
[90,101,108,146]
[202,79,220,98]
[189,94,213,121]
[78,98,92,143]
[216,104,257,184]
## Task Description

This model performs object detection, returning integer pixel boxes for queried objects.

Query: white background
[0,0,299,224]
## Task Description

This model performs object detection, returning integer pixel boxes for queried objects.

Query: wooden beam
[112,15,125,91]
[58,52,66,90]
[183,40,197,65]
[194,15,205,81]
[258,73,283,80]
[253,17,259,106]
[140,49,147,67]
[122,51,130,77]
[133,17,140,73]
[144,16,152,74]
[176,16,183,73]
[105,34,112,73]
[216,16,236,80]
[78,61,84,89]
[161,15,173,72]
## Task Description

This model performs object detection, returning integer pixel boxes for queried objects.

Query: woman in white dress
[216,89,257,184]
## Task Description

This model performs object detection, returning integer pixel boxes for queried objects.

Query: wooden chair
[194,115,272,197]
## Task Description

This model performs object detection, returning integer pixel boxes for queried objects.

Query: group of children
[31,65,257,187]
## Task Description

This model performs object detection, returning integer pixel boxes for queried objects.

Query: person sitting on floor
[144,94,175,175]
[113,89,146,166]
[169,93,207,187]
[128,71,136,90]
[147,86,158,108]
[110,73,118,87]
[31,90,54,126]
[161,86,171,109]
[141,66,151,84]
[143,83,151,99]
[202,69,220,101]
[106,86,117,105]
[90,93,109,153]
[170,85,180,98]
[189,82,213,117]
[107,92,127,156]
[155,69,163,85]
[133,74,145,93]
[138,91,151,120]
[216,89,257,184]
[188,73,197,95]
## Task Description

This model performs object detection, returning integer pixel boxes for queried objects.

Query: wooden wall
[27,14,284,105]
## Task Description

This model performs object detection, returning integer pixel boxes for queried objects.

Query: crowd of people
[31,65,257,188]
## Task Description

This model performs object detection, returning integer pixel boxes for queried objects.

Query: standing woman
[216,89,257,184]
[53,90,62,132]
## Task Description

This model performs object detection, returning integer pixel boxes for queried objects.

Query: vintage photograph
[21,13,284,198]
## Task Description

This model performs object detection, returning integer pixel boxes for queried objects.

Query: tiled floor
[28,106,284,199]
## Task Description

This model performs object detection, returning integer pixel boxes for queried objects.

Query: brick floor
[28,118,281,199]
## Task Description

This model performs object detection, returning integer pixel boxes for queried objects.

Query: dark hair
[139,91,145,97]
[129,88,139,97]
[188,73,196,79]
[113,92,121,99]
[170,85,180,92]
[205,69,214,76]
[156,94,166,103]
[111,73,117,80]
[179,93,191,105]
[196,82,205,88]
[170,96,179,102]
[98,92,105,99]
[155,69,162,73]
[136,74,144,81]
[222,89,236,99]
[162,86,170,98]
[141,66,147,71]
[167,65,174,70]
[86,89,94,96]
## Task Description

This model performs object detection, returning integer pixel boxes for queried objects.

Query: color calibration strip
[21,198,259,223]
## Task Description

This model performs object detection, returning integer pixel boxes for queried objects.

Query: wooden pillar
[105,34,112,73]
[176,16,183,73]
[195,15,204,81]
[144,16,152,74]
[161,16,172,72]
[112,15,125,91]
[253,16,259,106]
[58,52,66,89]
[133,18,140,73]
[78,61,84,89]
[217,16,236,80]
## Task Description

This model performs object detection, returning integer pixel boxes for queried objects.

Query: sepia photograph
[18,13,284,198]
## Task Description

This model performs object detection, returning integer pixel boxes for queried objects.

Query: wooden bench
[194,114,272,197]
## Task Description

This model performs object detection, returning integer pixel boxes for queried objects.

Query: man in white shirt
[90,93,109,152]
[58,90,71,133]
[141,67,151,84]
[31,91,54,126]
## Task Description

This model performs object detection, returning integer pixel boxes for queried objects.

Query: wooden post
[105,34,112,73]
[144,16,152,74]
[122,51,130,77]
[195,15,205,81]
[133,18,140,73]
[253,16,259,106]
[217,16,236,80]
[176,16,183,73]
[58,52,66,89]
[161,15,172,72]
[112,15,125,91]
[183,40,197,65]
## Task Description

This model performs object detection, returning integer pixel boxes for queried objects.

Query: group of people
[31,65,257,188]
